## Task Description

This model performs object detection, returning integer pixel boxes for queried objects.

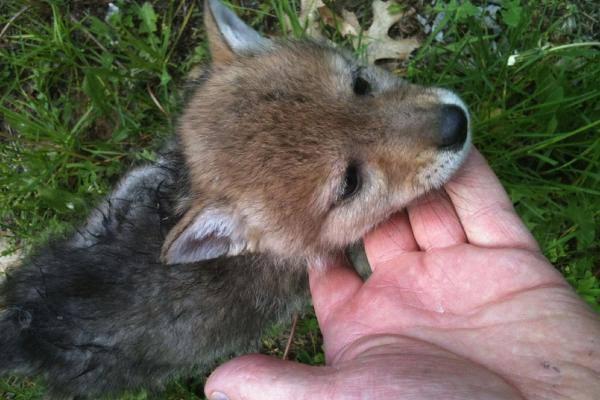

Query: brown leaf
[362,0,420,65]
[340,9,360,37]
[318,5,336,27]
[300,0,327,40]
[300,0,421,66]
[0,235,22,275]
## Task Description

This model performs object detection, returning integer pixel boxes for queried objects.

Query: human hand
[205,148,600,400]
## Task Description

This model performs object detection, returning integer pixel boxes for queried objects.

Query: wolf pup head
[162,0,471,265]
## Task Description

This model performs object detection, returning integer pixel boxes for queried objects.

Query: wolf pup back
[0,0,471,398]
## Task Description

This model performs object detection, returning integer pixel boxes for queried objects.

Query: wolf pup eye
[352,70,371,96]
[339,163,362,202]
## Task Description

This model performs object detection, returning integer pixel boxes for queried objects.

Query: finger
[308,257,362,333]
[205,354,330,400]
[445,147,539,251]
[407,190,467,251]
[363,211,418,268]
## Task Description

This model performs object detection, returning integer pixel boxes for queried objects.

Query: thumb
[204,354,332,400]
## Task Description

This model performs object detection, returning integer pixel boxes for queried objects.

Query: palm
[319,244,599,398]
[205,149,600,400]
[313,150,600,399]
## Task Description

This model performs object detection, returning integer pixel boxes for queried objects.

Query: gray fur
[0,147,308,399]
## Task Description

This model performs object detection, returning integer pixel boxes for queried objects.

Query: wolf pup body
[0,0,471,398]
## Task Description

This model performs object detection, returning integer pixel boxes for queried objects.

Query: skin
[204,148,600,400]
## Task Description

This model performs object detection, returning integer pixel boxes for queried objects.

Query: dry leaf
[299,0,421,67]
[362,0,420,65]
[300,1,357,41]
[318,5,336,27]
[0,236,21,276]
[299,0,326,40]
[340,9,360,37]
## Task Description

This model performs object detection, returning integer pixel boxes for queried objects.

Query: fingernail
[209,391,230,400]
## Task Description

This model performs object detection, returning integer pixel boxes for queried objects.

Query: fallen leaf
[0,236,22,276]
[362,0,420,65]
[314,5,360,38]
[300,0,326,40]
[318,5,336,27]
[299,0,421,67]
[340,9,360,37]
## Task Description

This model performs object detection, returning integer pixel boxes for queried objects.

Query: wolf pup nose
[438,105,469,150]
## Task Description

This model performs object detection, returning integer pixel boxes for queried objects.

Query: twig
[147,84,167,115]
[282,313,299,360]
[581,11,598,24]
[0,6,29,40]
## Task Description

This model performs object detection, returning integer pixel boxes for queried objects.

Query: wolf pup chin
[0,0,471,398]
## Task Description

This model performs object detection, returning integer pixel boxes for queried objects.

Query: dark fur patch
[0,147,308,399]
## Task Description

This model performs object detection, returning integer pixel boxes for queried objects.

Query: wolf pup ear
[161,205,247,264]
[204,0,272,64]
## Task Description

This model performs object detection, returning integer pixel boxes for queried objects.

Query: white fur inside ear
[209,0,271,54]
[165,208,246,264]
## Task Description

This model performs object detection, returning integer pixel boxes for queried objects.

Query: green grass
[1,0,598,399]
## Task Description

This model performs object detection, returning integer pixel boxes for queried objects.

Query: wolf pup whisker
[0,0,471,398]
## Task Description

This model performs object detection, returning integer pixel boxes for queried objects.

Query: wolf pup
[0,0,471,398]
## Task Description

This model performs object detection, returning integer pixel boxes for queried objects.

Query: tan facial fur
[162,0,471,265]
